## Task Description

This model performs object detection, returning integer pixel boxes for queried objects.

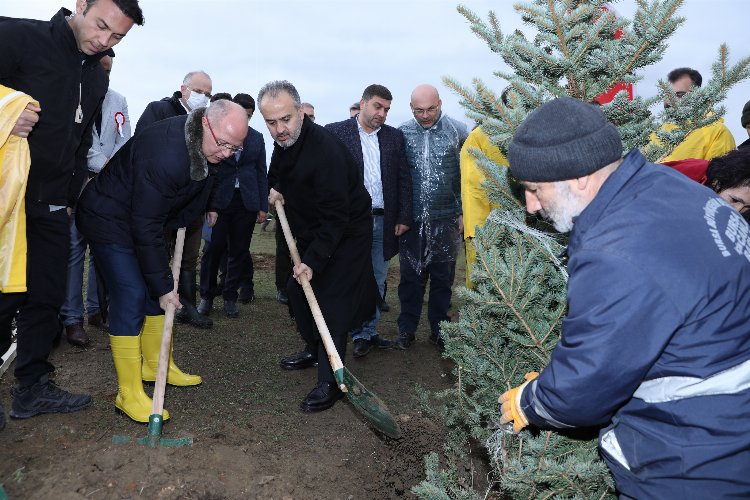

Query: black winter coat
[0,8,109,206]
[209,126,268,213]
[77,113,215,298]
[134,91,186,136]
[268,115,376,333]
[325,117,412,260]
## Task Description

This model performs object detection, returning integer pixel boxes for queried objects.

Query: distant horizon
[5,0,749,157]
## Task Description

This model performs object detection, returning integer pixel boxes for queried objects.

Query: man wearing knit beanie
[739,99,750,150]
[500,97,750,497]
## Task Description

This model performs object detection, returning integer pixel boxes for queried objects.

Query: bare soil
[0,227,467,499]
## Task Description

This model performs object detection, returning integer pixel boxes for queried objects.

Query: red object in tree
[593,5,634,105]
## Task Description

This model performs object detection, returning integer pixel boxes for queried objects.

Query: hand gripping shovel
[111,228,193,447]
[275,200,400,438]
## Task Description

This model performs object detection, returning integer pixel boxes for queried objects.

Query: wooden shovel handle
[274,201,345,377]
[151,227,185,416]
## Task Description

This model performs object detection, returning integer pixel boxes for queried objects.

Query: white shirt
[357,119,384,209]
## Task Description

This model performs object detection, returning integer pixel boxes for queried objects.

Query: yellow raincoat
[460,127,508,288]
[652,118,736,162]
[0,85,37,293]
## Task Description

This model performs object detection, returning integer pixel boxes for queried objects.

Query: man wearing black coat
[198,94,268,318]
[133,70,214,329]
[76,100,248,422]
[325,84,412,358]
[0,0,143,424]
[259,80,377,413]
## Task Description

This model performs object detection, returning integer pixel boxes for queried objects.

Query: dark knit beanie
[508,97,623,182]
[741,100,750,128]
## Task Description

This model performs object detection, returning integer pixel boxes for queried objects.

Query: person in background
[738,99,750,150]
[61,53,131,347]
[301,102,315,122]
[349,102,360,118]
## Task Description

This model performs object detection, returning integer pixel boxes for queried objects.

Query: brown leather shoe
[65,323,89,347]
[88,312,108,330]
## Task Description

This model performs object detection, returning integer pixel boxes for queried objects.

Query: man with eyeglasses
[652,67,735,162]
[134,70,215,329]
[0,0,143,427]
[75,100,248,423]
[394,84,468,351]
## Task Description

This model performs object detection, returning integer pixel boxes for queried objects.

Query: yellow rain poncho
[0,85,37,292]
[460,127,508,288]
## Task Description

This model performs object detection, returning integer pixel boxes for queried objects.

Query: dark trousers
[0,201,69,387]
[89,243,161,336]
[199,190,256,302]
[397,228,455,337]
[286,276,347,384]
[274,223,292,291]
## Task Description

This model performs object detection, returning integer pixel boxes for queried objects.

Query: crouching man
[76,100,248,422]
[500,98,750,497]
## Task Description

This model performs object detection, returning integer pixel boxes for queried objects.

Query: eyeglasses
[205,118,243,154]
[412,105,439,116]
[187,87,212,99]
[674,91,687,98]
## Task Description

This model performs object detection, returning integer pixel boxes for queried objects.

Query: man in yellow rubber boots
[77,100,249,422]
[500,97,750,497]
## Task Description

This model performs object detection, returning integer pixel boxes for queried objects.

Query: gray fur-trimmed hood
[185,107,209,181]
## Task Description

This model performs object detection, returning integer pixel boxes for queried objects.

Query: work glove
[499,371,539,433]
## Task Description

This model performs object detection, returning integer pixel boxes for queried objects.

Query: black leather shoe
[430,332,445,351]
[65,323,89,347]
[300,381,344,413]
[393,331,415,350]
[224,301,239,318]
[176,302,213,329]
[280,351,317,370]
[276,290,289,305]
[352,338,371,358]
[87,312,108,330]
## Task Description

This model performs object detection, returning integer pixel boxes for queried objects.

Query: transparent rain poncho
[399,113,468,272]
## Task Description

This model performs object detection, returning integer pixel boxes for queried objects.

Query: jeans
[351,215,389,341]
[89,243,161,336]
[397,219,456,337]
[60,215,99,326]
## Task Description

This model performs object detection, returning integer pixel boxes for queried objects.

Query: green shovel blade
[335,367,401,439]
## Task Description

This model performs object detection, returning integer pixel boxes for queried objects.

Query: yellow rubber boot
[110,335,170,423]
[140,315,202,386]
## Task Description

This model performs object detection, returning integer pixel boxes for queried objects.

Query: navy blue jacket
[325,117,412,260]
[521,149,750,497]
[208,126,267,213]
[77,114,214,298]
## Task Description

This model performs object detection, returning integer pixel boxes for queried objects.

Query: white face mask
[186,90,209,110]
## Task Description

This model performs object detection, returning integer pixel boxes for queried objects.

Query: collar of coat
[185,107,209,181]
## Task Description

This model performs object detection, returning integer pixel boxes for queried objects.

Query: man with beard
[258,80,376,412]
[499,97,750,496]
[0,0,143,426]
[325,84,412,358]
[76,100,248,422]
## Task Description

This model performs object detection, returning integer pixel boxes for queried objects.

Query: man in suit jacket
[325,84,412,358]
[198,93,268,317]
[61,55,131,346]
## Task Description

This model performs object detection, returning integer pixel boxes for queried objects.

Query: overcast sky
[6,0,750,156]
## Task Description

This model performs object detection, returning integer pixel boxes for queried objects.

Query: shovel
[274,200,400,439]
[113,227,192,447]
